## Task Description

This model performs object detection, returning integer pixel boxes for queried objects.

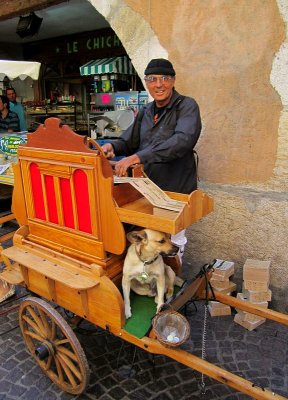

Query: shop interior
[1,25,148,138]
[0,5,149,226]
[1,54,147,138]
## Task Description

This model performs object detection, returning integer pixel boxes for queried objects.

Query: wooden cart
[0,118,287,399]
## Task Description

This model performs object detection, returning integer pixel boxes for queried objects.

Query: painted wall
[92,0,288,312]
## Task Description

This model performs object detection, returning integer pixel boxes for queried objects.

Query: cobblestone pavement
[0,223,287,400]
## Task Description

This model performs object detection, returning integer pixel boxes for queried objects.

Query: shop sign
[58,34,121,55]
[0,135,26,155]
[23,29,125,61]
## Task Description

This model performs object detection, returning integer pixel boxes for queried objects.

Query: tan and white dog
[122,229,182,319]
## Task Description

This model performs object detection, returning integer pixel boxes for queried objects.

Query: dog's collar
[135,250,159,281]
[135,248,159,266]
[143,255,159,266]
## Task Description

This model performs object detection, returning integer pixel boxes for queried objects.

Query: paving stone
[3,358,18,371]
[86,380,106,395]
[272,367,287,377]
[232,340,247,351]
[19,371,41,386]
[127,388,152,400]
[1,348,17,360]
[22,387,41,399]
[37,375,55,391]
[107,386,127,399]
[0,380,13,394]
[13,351,29,362]
[222,355,234,363]
[40,391,59,400]
[219,340,233,348]
[7,383,27,398]
[99,376,118,390]
[210,383,233,396]
[236,394,253,400]
[117,379,139,393]
[5,367,25,383]
[151,392,173,400]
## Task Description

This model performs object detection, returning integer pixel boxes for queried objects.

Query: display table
[0,134,23,242]
[0,175,15,242]
[0,175,14,186]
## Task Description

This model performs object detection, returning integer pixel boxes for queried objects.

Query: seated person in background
[0,95,20,133]
[6,87,27,132]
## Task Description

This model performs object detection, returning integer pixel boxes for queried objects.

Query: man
[0,95,20,133]
[102,58,202,262]
[6,87,27,132]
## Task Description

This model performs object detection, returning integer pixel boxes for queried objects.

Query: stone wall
[185,185,288,313]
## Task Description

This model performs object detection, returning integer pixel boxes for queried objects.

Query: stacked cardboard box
[208,259,236,317]
[234,259,271,330]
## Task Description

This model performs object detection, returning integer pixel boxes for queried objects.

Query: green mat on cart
[123,286,180,339]
[123,291,157,339]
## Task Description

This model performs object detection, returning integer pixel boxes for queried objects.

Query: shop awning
[80,56,135,76]
[0,60,41,81]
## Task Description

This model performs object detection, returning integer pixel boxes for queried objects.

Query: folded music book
[113,176,185,212]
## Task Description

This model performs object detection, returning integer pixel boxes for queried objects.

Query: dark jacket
[0,110,20,133]
[112,90,202,194]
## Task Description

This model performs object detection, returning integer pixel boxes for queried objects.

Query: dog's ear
[126,230,147,244]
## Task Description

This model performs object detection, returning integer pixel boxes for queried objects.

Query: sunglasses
[144,75,174,83]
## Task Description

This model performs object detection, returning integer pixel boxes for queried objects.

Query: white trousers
[171,229,187,261]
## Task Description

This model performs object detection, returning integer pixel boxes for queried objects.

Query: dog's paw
[175,276,184,287]
[166,289,174,299]
[125,306,132,319]
[156,303,164,314]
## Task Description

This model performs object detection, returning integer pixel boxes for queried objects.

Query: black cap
[144,58,176,76]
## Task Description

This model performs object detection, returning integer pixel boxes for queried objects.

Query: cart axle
[35,341,53,360]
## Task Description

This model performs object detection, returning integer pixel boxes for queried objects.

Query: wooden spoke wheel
[19,297,90,394]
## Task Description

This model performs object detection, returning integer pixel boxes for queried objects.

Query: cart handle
[85,137,106,157]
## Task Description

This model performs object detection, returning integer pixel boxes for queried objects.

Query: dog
[122,228,183,319]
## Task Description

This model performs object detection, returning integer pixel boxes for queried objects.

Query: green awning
[80,56,135,76]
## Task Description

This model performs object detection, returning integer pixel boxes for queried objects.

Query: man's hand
[114,154,141,176]
[101,143,115,159]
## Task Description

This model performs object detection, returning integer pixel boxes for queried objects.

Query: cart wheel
[19,297,90,394]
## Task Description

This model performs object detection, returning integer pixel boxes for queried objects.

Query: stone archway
[89,0,167,82]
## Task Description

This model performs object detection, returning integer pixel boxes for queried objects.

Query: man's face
[144,75,175,107]
[6,90,16,103]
